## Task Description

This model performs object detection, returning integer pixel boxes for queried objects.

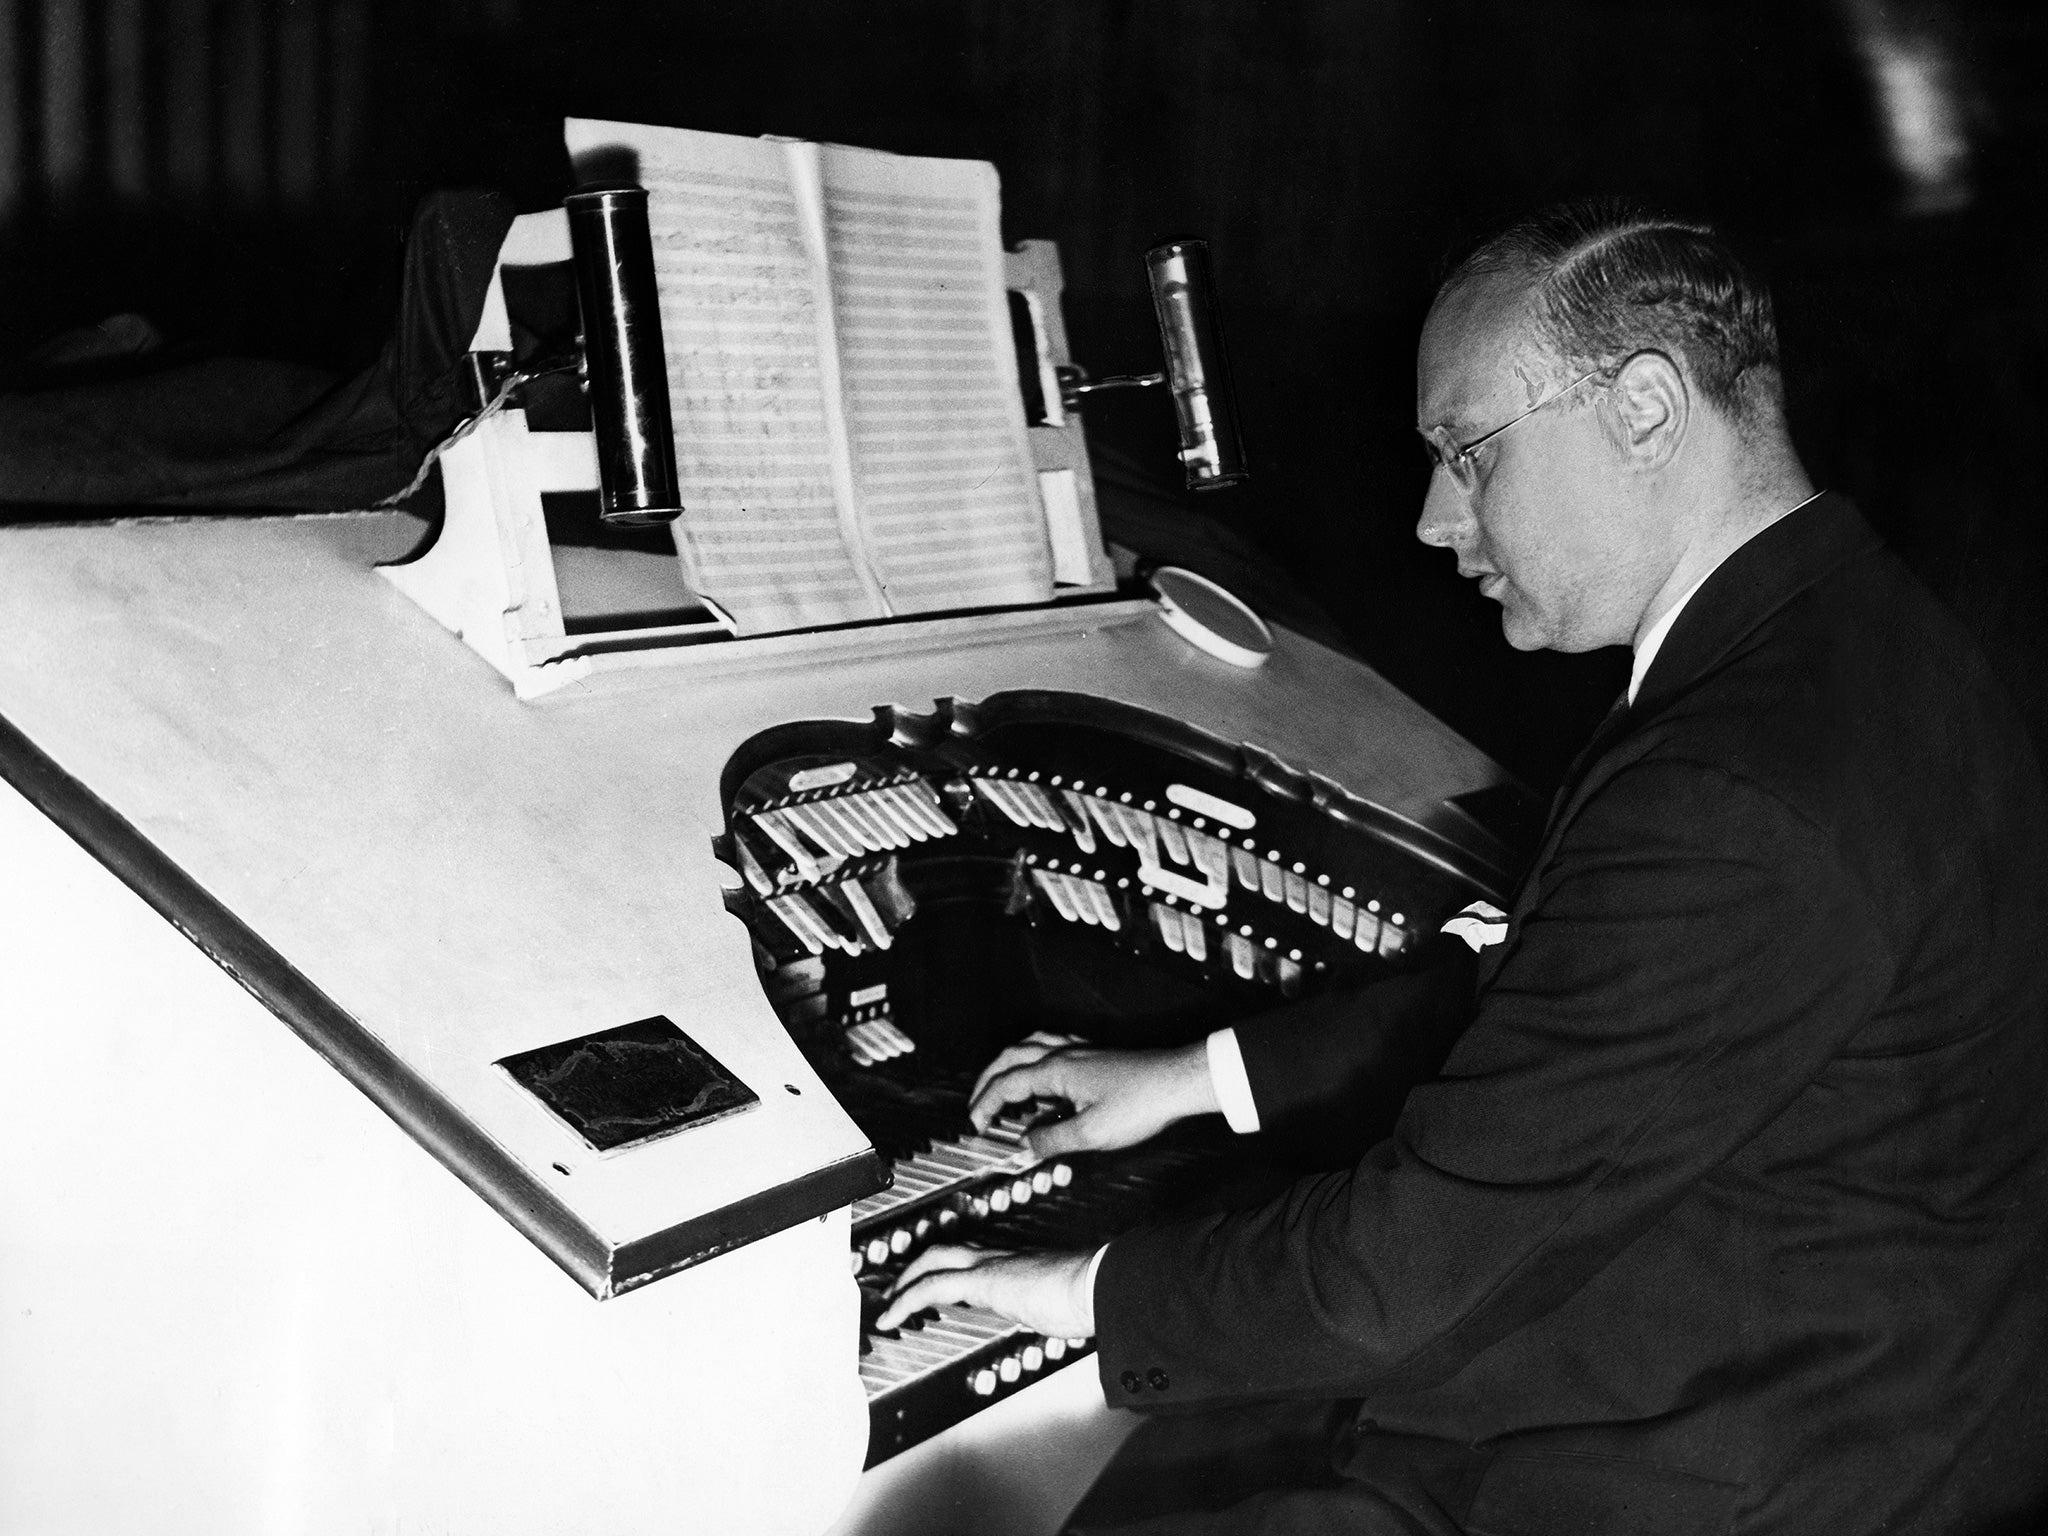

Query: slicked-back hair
[1444,200,1784,429]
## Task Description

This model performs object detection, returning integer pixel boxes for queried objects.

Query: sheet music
[817,142,1052,616]
[564,119,878,632]
[563,119,1053,634]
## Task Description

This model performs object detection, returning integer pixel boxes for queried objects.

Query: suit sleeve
[1231,945,1478,1142]
[1094,759,1896,1407]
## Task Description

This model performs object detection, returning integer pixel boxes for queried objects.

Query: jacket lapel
[1474,492,1883,992]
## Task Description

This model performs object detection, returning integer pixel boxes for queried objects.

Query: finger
[1026,1030,1088,1049]
[969,1060,1069,1130]
[888,1243,986,1292]
[968,1032,1087,1101]
[877,1250,1010,1332]
[968,1032,1083,1102]
[1026,1106,1116,1157]
[876,1270,979,1332]
[969,1041,1057,1104]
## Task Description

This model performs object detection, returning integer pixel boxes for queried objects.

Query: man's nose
[1415,470,1472,549]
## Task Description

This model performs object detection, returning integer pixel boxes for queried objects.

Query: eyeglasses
[1421,368,1603,491]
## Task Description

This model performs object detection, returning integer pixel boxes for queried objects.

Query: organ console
[714,692,1507,1474]
[0,118,1530,1536]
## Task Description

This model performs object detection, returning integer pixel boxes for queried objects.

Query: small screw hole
[552,1162,572,1176]
[785,1084,802,1096]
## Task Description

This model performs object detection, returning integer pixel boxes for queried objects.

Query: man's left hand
[875,1244,1096,1337]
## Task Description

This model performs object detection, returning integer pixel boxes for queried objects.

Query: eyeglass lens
[1423,430,1476,489]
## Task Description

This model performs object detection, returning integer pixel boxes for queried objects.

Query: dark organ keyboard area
[714,690,1505,1465]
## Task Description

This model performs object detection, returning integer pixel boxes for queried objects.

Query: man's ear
[1609,350,1687,469]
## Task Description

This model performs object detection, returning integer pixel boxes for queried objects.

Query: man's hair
[1445,199,1784,428]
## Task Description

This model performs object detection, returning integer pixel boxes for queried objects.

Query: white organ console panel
[0,124,1528,1536]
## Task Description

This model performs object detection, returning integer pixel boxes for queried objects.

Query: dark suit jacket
[1093,496,2048,1535]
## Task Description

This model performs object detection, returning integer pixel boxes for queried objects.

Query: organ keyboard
[715,690,1510,1467]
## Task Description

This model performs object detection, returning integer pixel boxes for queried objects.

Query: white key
[732,832,776,896]
[1259,858,1285,902]
[1032,867,1080,922]
[1079,877,1121,930]
[1231,845,1260,890]
[1187,828,1230,882]
[873,1018,918,1053]
[1054,872,1099,926]
[1155,816,1192,866]
[971,776,1033,828]
[860,1359,916,1391]
[786,800,860,859]
[836,792,904,850]
[1058,789,1098,854]
[890,781,956,838]
[1115,804,1160,868]
[860,787,923,844]
[753,808,823,882]
[846,1022,895,1060]
[1084,796,1128,848]
[764,896,825,956]
[1016,781,1067,832]
[1153,903,1186,952]
[841,877,894,950]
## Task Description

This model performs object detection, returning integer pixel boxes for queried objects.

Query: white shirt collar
[1627,566,1715,705]
[1626,493,1823,706]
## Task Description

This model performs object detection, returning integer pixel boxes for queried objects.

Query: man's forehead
[1417,274,1552,431]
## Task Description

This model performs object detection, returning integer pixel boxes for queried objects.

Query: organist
[879,202,2048,1536]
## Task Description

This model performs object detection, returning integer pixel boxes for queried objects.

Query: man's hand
[969,1030,1220,1156]
[874,1244,1096,1337]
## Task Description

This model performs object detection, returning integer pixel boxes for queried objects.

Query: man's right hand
[969,1031,1220,1156]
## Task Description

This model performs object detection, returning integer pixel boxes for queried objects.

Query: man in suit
[877,202,2048,1534]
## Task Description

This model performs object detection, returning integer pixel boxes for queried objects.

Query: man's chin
[1497,605,1548,652]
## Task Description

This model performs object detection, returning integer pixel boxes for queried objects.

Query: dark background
[2,0,2042,791]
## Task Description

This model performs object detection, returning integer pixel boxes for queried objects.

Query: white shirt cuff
[1205,1027,1262,1135]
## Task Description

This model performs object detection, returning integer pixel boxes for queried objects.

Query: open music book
[563,118,1054,636]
